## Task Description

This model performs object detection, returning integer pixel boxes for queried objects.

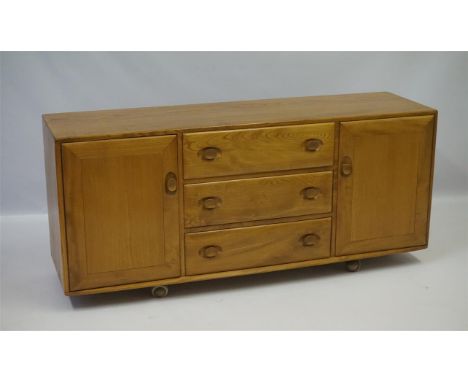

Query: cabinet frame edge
[43,117,70,293]
[425,110,438,246]
[65,244,427,296]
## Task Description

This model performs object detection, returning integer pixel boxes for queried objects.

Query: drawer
[184,171,332,227]
[185,218,331,275]
[183,123,335,179]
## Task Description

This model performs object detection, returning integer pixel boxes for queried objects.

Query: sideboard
[43,92,437,297]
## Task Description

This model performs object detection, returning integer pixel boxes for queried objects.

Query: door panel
[62,136,180,290]
[336,116,435,256]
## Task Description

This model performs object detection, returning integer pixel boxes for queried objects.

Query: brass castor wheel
[151,285,169,298]
[345,260,361,272]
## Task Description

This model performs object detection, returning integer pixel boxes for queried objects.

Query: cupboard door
[336,116,435,256]
[62,136,180,291]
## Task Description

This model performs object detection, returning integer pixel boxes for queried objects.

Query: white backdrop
[1,52,467,215]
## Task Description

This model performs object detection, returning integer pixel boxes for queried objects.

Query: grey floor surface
[1,195,467,330]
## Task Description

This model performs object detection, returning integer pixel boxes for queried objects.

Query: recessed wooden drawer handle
[304,138,323,152]
[200,245,222,259]
[341,156,353,176]
[165,172,177,194]
[301,233,320,247]
[301,187,321,200]
[200,196,222,210]
[199,146,221,161]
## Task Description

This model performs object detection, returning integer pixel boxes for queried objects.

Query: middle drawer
[184,171,332,227]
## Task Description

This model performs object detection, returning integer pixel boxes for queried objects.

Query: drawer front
[185,218,331,275]
[183,123,335,179]
[184,171,332,227]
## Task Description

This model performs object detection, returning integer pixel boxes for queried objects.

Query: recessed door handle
[165,172,177,194]
[341,156,353,176]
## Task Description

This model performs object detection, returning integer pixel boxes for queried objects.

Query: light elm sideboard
[43,92,437,297]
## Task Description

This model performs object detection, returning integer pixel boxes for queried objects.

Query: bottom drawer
[185,218,331,275]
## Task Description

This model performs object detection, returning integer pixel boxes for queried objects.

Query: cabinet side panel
[42,120,69,292]
[425,111,438,244]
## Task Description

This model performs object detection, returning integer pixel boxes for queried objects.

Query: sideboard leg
[345,260,361,272]
[151,285,169,298]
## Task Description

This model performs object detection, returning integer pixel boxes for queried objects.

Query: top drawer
[183,123,335,179]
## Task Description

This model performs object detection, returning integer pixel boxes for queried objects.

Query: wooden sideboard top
[43,92,436,142]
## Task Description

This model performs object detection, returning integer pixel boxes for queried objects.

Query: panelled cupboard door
[62,136,180,291]
[336,115,435,256]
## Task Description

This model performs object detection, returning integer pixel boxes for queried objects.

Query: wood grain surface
[336,115,435,255]
[42,92,437,296]
[62,136,181,290]
[185,218,331,275]
[66,244,428,296]
[183,123,334,178]
[43,92,435,142]
[184,172,332,227]
[43,122,69,292]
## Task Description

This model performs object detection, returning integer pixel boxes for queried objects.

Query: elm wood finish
[329,123,341,261]
[183,123,334,179]
[185,218,332,275]
[43,122,69,292]
[177,134,187,277]
[185,213,333,234]
[66,244,428,296]
[336,116,435,256]
[42,92,437,296]
[43,92,435,142]
[62,136,180,290]
[183,166,333,185]
[184,172,332,227]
